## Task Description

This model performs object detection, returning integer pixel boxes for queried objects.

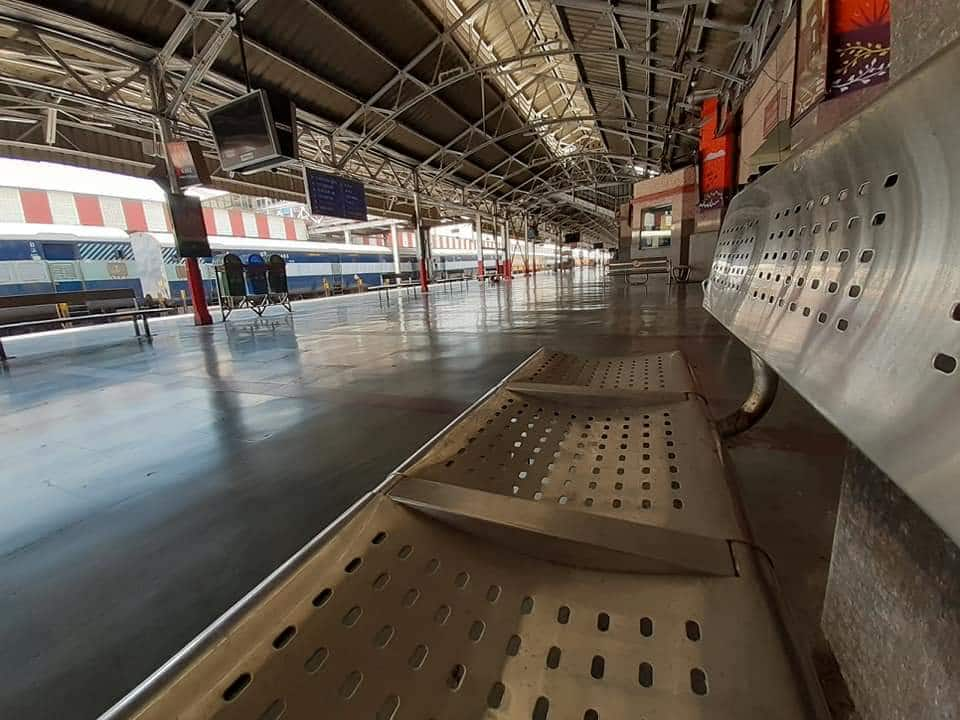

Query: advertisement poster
[793,0,829,120]
[829,0,890,95]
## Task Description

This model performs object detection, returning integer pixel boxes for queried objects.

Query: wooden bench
[0,290,173,361]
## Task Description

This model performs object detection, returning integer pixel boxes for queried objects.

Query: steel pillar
[151,64,211,326]
[413,174,429,293]
[475,211,485,280]
[390,223,401,275]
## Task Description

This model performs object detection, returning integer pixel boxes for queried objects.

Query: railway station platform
[0,270,846,719]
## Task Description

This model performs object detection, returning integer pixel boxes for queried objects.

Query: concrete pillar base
[822,446,960,720]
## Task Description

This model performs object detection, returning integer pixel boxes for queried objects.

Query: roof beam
[546,0,749,35]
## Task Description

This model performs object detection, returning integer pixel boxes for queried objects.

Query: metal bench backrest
[703,40,960,546]
[609,256,672,275]
[0,289,135,309]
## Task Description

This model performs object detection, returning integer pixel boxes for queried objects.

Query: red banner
[698,98,736,211]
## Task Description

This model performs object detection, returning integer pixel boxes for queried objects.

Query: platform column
[413,173,429,293]
[390,222,401,275]
[523,215,531,276]
[152,63,211,326]
[504,214,513,279]
[475,211,485,279]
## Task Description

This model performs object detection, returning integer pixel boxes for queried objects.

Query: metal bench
[608,256,673,285]
[99,345,827,720]
[0,290,173,361]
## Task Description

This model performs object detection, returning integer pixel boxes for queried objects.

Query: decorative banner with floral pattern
[793,0,829,120]
[829,0,890,96]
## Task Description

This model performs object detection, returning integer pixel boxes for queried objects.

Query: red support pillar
[185,257,212,325]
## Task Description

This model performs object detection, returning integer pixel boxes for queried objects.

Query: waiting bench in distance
[0,289,173,360]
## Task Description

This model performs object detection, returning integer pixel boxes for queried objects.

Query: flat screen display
[563,232,581,244]
[168,194,211,258]
[206,90,297,174]
[304,168,368,221]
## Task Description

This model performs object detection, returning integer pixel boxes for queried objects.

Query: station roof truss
[0,0,778,247]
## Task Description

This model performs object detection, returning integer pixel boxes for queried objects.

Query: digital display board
[168,193,211,258]
[303,168,368,222]
[563,231,582,244]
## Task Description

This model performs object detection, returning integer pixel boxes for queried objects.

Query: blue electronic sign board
[304,168,368,221]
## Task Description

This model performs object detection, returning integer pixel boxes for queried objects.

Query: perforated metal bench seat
[101,349,828,720]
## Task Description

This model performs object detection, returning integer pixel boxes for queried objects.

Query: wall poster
[829,0,891,96]
[793,0,829,120]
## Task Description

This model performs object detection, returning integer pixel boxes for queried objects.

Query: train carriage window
[41,242,78,260]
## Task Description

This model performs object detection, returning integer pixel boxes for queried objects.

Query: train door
[331,258,343,288]
[41,242,85,292]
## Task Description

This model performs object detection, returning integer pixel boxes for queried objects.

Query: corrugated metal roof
[0,0,763,241]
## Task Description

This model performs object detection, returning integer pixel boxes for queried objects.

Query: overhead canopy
[0,0,771,245]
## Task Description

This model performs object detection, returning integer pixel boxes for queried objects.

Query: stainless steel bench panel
[100,348,825,720]
[401,388,746,541]
[110,496,816,720]
[513,349,696,394]
[702,40,960,545]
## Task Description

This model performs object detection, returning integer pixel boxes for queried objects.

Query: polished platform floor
[0,270,848,719]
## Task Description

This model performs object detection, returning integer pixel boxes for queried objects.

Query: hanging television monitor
[168,193,211,258]
[206,90,298,174]
[563,231,581,244]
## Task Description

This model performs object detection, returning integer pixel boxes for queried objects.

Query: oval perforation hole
[312,588,333,607]
[344,557,362,573]
[546,646,562,669]
[884,172,899,188]
[533,696,550,720]
[871,212,886,226]
[638,662,654,688]
[371,531,387,545]
[691,668,709,696]
[590,655,605,679]
[397,545,413,559]
[304,647,329,673]
[506,634,522,656]
[933,353,957,374]
[584,710,599,720]
[488,681,506,709]
[434,604,451,625]
[408,644,428,669]
[373,625,395,649]
[469,620,486,642]
[272,625,296,650]
[447,663,467,691]
[520,596,535,614]
[222,673,251,702]
[486,584,501,603]
[640,616,654,637]
[257,699,286,720]
[376,695,400,720]
[342,606,362,627]
[557,606,570,624]
[686,620,702,642]
[339,670,363,699]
